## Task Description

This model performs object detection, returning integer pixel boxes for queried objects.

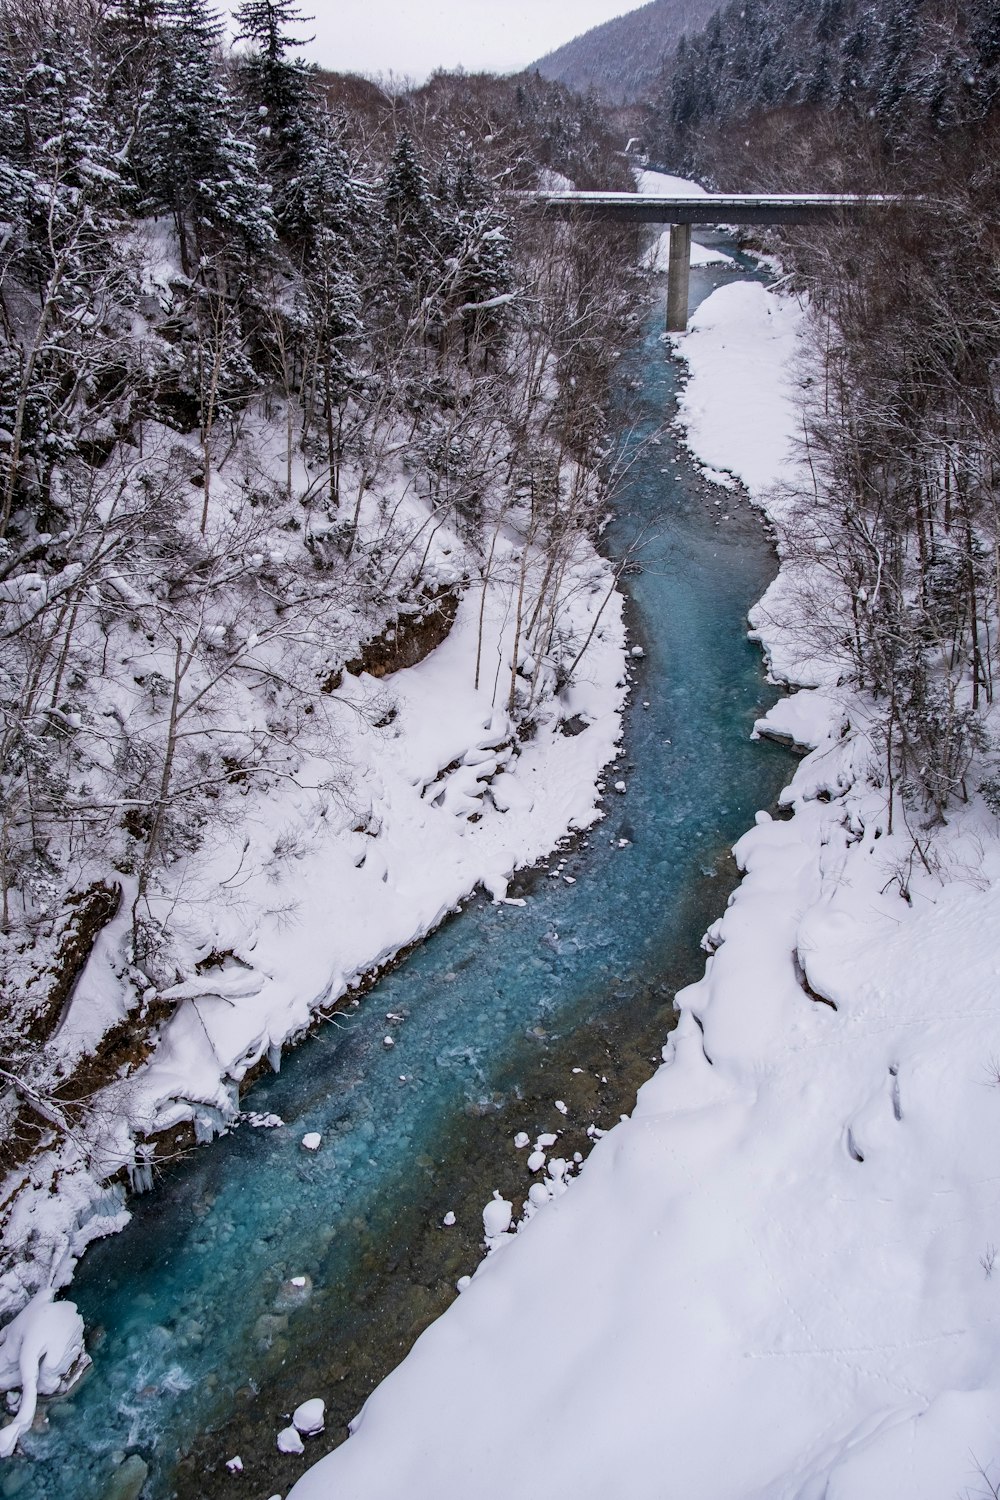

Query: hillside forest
[0,0,645,1243]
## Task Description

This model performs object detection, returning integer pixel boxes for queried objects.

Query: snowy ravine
[288,281,1000,1500]
[0,522,628,1321]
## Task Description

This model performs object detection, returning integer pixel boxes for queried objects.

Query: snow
[292,1398,325,1436]
[277,1425,304,1455]
[753,686,846,751]
[538,169,575,192]
[287,273,1000,1500]
[635,170,734,272]
[635,170,709,199]
[0,1292,88,1457]
[300,1133,322,1152]
[643,228,734,272]
[671,279,805,497]
[1,339,630,1319]
[482,1194,512,1240]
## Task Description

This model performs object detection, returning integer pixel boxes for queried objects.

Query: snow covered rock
[301,1132,322,1151]
[482,1193,512,1240]
[293,1398,325,1436]
[278,1424,305,1454]
[0,1291,89,1457]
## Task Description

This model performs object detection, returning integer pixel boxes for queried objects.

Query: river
[4,246,794,1500]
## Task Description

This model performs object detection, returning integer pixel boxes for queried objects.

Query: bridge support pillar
[666,222,692,333]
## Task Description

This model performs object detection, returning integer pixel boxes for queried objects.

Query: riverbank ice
[286,277,1000,1500]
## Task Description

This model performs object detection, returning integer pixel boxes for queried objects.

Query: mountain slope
[648,0,1000,173]
[532,0,721,104]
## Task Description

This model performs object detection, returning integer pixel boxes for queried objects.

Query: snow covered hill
[532,0,720,104]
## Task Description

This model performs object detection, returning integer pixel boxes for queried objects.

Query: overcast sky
[266,2,646,83]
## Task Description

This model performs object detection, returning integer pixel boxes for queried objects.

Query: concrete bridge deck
[530,190,909,328]
[532,191,905,227]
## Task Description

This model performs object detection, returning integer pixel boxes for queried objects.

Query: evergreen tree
[381,132,438,305]
[0,30,138,533]
[804,47,834,107]
[971,7,1000,112]
[233,0,318,236]
[291,121,367,504]
[102,0,165,166]
[0,61,29,279]
[875,0,919,126]
[436,153,513,362]
[140,0,273,273]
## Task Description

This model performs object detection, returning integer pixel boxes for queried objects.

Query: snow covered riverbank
[0,505,629,1331]
[288,281,1000,1499]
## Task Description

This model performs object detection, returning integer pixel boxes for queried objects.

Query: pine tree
[141,0,273,273]
[102,0,166,164]
[804,47,834,107]
[382,133,438,299]
[0,30,138,534]
[0,60,29,280]
[289,122,367,504]
[436,153,513,363]
[971,7,1000,112]
[233,0,318,237]
[875,1,919,126]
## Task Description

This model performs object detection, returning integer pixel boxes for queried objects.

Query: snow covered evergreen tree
[435,152,514,363]
[140,0,273,273]
[0,20,137,535]
[233,0,318,238]
[650,0,1000,170]
[381,132,440,312]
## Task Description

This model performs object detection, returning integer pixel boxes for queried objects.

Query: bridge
[532,191,908,331]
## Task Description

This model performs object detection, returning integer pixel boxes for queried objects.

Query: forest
[0,0,645,1222]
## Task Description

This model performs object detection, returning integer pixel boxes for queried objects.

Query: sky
[269,1,647,84]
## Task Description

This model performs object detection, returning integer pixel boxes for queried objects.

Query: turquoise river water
[6,250,795,1500]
